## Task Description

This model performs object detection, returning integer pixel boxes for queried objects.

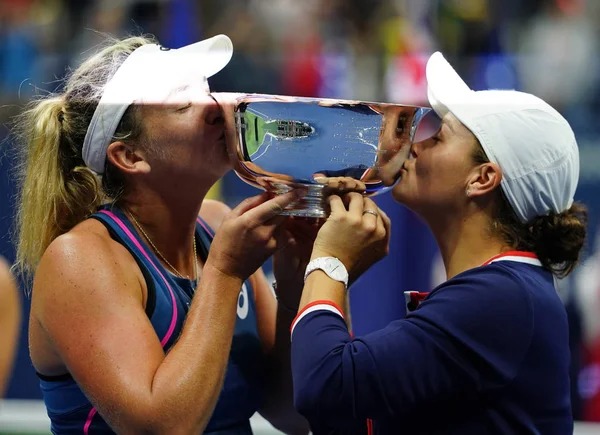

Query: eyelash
[177,103,192,112]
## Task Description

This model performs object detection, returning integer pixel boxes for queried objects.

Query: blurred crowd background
[3,0,600,117]
[3,0,600,431]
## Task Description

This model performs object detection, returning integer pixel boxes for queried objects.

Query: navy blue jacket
[291,252,572,434]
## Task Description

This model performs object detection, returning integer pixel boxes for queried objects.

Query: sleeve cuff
[290,300,345,339]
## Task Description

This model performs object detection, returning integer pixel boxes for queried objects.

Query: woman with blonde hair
[13,33,310,434]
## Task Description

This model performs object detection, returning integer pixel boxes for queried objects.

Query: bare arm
[0,257,21,397]
[33,193,298,435]
[34,232,242,435]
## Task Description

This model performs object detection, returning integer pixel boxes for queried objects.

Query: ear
[466,162,502,198]
[106,141,151,175]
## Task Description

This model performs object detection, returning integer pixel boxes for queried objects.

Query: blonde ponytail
[13,96,102,279]
[12,35,154,282]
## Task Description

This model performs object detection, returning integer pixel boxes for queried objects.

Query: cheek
[166,120,211,159]
[415,154,466,196]
[144,112,193,145]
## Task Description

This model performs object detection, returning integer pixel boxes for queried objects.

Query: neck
[428,210,509,280]
[121,184,212,277]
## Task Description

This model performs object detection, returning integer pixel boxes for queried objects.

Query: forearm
[291,303,482,424]
[267,269,348,425]
[292,273,367,424]
[291,308,354,423]
[143,263,242,433]
[299,270,346,311]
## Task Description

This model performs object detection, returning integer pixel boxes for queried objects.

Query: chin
[206,141,233,169]
[208,161,231,180]
[391,184,420,213]
[391,182,409,204]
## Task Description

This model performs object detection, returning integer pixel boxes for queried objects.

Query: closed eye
[431,127,442,143]
[176,103,192,112]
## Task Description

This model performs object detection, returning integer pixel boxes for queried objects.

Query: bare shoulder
[33,218,143,314]
[199,199,232,232]
[38,219,124,276]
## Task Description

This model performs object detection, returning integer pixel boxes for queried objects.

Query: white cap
[82,34,233,174]
[426,52,579,223]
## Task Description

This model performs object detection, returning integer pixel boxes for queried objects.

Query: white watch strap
[304,256,349,289]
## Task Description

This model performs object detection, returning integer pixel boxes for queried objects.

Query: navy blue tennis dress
[38,205,264,434]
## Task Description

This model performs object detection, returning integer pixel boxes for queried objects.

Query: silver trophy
[220,93,430,218]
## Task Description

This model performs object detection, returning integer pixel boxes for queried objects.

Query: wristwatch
[304,257,349,290]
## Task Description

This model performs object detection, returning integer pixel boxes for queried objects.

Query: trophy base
[269,182,327,218]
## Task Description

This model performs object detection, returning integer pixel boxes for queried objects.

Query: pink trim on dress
[83,210,182,433]
[196,217,214,237]
[99,210,178,347]
[83,407,97,435]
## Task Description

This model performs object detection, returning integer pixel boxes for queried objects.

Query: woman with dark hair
[290,52,587,434]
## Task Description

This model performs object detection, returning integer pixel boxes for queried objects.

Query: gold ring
[363,209,379,217]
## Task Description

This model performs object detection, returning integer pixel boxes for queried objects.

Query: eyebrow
[442,118,456,134]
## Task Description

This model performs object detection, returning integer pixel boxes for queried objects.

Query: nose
[205,96,224,126]
[411,140,423,157]
[411,134,437,156]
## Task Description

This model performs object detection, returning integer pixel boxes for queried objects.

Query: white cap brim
[82,35,233,174]
[426,51,473,120]
[178,34,233,78]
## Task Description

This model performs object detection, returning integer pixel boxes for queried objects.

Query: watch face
[325,258,347,281]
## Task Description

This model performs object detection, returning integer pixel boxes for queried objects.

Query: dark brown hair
[472,144,587,278]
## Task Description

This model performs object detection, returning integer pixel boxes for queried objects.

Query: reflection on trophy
[217,93,430,218]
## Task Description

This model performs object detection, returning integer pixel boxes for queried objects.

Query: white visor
[82,34,233,174]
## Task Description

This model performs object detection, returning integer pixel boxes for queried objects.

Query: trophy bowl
[219,93,430,218]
